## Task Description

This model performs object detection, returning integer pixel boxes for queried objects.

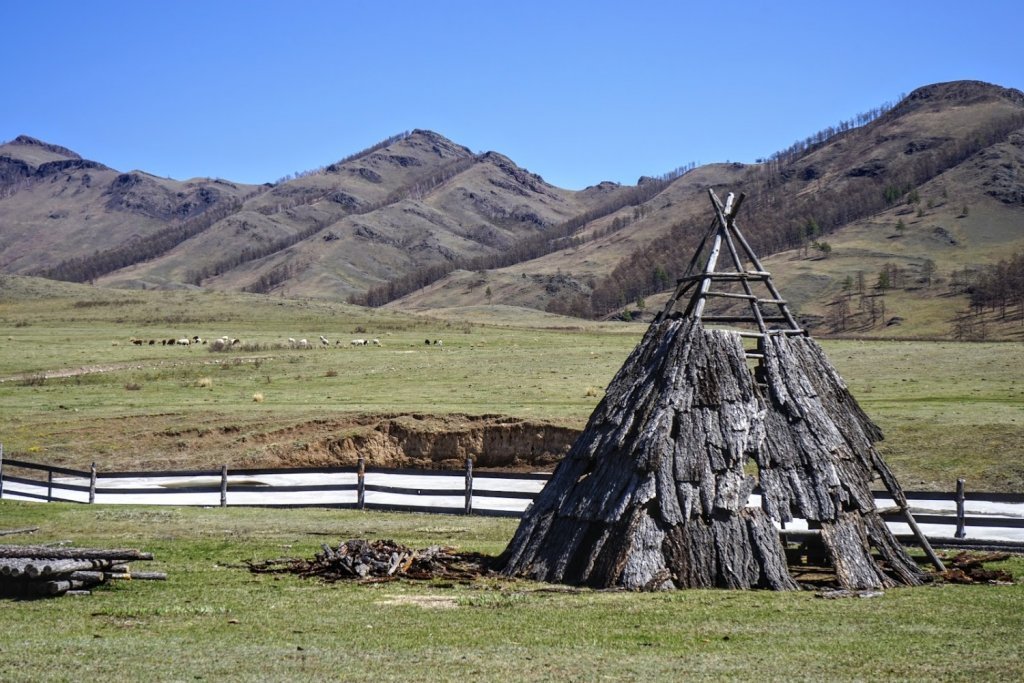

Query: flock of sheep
[288,336,382,348]
[128,335,234,347]
[126,334,447,350]
[124,334,409,349]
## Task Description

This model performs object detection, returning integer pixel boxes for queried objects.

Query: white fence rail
[2,453,1022,544]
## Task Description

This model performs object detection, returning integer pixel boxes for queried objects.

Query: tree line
[35,195,253,283]
[350,166,694,307]
[967,251,1024,317]
[586,106,1024,318]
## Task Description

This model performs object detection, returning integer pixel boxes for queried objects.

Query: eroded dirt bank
[284,413,580,471]
[16,412,581,472]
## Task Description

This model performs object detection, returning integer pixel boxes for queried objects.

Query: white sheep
[298,338,309,349]
[372,338,381,346]
[320,335,329,347]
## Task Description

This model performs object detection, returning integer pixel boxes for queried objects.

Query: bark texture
[498,319,925,591]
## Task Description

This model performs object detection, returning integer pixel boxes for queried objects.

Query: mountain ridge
[2,80,1023,339]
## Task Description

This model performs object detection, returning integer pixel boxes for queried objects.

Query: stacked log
[498,318,928,591]
[0,545,164,597]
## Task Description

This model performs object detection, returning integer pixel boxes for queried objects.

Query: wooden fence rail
[1,452,1023,534]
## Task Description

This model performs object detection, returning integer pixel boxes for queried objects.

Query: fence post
[88,462,97,504]
[464,457,473,515]
[955,478,966,539]
[357,457,365,510]
[47,470,53,503]
[0,443,4,500]
[220,465,228,508]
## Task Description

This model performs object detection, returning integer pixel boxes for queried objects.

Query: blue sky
[5,0,1022,189]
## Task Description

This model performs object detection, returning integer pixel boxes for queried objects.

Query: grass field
[2,276,1023,489]
[1,502,1022,682]
[2,277,1023,680]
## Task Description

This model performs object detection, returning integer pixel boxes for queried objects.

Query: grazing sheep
[288,337,296,347]
[298,338,309,349]
[433,339,443,346]
[372,338,381,346]
[320,335,329,347]
[351,339,367,346]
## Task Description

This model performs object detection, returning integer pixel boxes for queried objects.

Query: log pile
[939,552,1015,584]
[497,318,929,591]
[0,545,164,597]
[247,539,489,582]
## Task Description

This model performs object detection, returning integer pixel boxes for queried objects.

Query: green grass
[1,278,1023,488]
[1,502,1021,682]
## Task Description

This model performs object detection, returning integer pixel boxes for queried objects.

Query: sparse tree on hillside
[828,295,850,332]
[921,259,936,287]
[876,269,891,292]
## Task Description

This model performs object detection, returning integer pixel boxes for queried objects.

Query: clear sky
[4,0,1022,189]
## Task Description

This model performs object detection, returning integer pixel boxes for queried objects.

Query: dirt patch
[250,413,578,471]
[377,595,459,609]
[23,412,580,473]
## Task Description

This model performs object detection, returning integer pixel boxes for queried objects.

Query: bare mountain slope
[100,131,599,299]
[3,81,1023,341]
[394,81,1024,328]
[0,135,258,274]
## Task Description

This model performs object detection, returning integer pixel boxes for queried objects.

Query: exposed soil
[16,412,580,473]
[256,412,579,471]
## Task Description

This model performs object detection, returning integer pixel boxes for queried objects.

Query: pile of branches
[0,545,165,598]
[247,539,491,583]
[939,552,1016,585]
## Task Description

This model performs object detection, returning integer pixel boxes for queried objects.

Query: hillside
[392,81,1024,337]
[0,135,259,274]
[2,81,1023,339]
[89,131,609,299]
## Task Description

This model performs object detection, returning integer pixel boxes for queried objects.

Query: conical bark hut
[498,189,931,591]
